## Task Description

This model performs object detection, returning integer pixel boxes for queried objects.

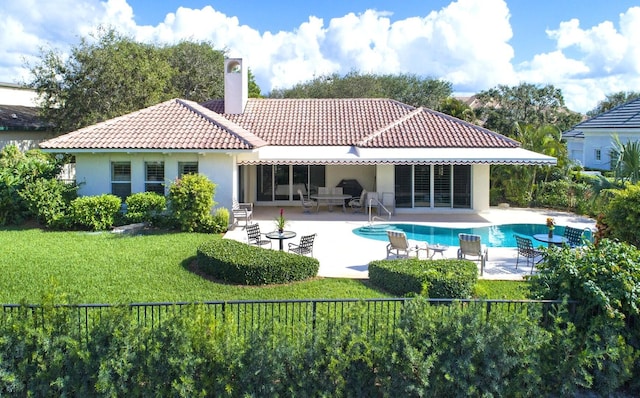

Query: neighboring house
[39,58,555,216]
[563,97,640,170]
[0,82,54,151]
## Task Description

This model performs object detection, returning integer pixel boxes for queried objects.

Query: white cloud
[524,6,640,112]
[3,0,640,114]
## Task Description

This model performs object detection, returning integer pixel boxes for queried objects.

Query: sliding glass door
[257,165,325,201]
[394,164,471,209]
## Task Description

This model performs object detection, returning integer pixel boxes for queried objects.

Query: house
[39,58,555,217]
[0,82,54,151]
[563,97,640,170]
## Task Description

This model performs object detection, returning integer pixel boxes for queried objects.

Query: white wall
[0,84,37,106]
[75,152,236,210]
[472,164,490,211]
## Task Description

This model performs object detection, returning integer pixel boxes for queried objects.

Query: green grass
[0,228,528,304]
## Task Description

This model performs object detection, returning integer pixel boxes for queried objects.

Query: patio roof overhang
[236,146,557,166]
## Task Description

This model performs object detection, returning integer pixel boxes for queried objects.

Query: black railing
[1,298,573,343]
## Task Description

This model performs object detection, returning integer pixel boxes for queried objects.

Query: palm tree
[610,135,640,184]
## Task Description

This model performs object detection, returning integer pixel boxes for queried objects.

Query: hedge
[197,238,319,285]
[368,258,478,298]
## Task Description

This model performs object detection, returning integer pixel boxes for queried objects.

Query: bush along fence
[3,297,631,397]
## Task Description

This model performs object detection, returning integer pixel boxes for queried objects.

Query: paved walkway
[223,206,596,280]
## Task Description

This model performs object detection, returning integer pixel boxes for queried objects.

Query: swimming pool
[352,223,570,247]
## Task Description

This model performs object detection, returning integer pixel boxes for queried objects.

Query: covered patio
[223,206,596,280]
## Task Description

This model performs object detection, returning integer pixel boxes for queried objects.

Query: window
[414,165,430,207]
[394,165,412,208]
[111,162,131,200]
[257,165,325,201]
[453,165,471,208]
[145,161,165,195]
[433,164,451,207]
[394,164,470,209]
[178,162,198,176]
[595,148,602,161]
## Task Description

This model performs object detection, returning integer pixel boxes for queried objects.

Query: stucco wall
[75,152,236,211]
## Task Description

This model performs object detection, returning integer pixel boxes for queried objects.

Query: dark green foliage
[0,146,62,225]
[124,191,166,224]
[380,298,548,396]
[528,240,640,395]
[168,174,216,232]
[368,258,478,298]
[270,70,452,110]
[587,91,640,117]
[601,183,640,247]
[70,194,122,231]
[19,178,78,229]
[197,238,319,285]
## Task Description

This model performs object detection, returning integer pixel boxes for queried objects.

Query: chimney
[224,58,248,114]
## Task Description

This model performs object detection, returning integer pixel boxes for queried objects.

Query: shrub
[528,240,640,395]
[601,183,640,247]
[19,178,78,229]
[168,174,216,232]
[368,258,478,298]
[210,207,230,233]
[70,194,122,231]
[380,298,549,396]
[196,238,319,285]
[124,192,166,224]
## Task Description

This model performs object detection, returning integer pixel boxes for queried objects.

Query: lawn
[0,228,528,304]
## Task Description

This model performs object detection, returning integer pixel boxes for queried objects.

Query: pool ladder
[368,198,392,224]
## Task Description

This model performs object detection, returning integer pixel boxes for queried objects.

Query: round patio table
[427,244,448,259]
[265,230,297,251]
[533,234,567,247]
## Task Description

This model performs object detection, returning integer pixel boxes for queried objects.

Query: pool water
[353,223,570,248]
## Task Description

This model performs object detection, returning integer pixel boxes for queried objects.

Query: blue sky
[1,0,640,113]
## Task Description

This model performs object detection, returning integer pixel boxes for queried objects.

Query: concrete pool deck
[223,206,596,280]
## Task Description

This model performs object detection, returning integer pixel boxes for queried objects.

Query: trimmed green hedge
[197,238,319,285]
[368,258,478,298]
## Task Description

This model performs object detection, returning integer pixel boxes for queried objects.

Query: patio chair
[232,198,253,229]
[288,233,317,256]
[348,189,367,213]
[457,233,489,276]
[246,223,271,249]
[514,235,543,274]
[297,189,317,213]
[386,230,429,259]
[563,226,588,248]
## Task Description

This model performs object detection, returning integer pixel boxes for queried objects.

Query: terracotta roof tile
[201,98,518,148]
[41,97,519,151]
[39,99,267,150]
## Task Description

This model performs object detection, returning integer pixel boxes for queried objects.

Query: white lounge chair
[386,230,429,259]
[457,233,488,275]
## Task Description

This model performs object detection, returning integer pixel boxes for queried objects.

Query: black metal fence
[1,298,573,343]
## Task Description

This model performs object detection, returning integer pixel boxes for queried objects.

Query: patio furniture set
[245,222,316,257]
[298,187,368,214]
[385,225,592,276]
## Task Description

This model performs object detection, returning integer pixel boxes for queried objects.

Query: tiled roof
[201,98,518,148]
[572,97,640,130]
[41,97,519,150]
[39,99,267,150]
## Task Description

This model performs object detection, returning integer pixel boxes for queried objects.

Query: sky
[1,0,640,114]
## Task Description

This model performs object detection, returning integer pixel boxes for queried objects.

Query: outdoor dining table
[309,194,352,212]
[533,233,567,247]
[265,230,297,251]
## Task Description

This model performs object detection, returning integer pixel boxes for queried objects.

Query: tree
[269,71,452,110]
[162,40,225,102]
[438,97,475,122]
[587,91,640,117]
[27,27,262,133]
[475,83,582,137]
[29,27,174,133]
